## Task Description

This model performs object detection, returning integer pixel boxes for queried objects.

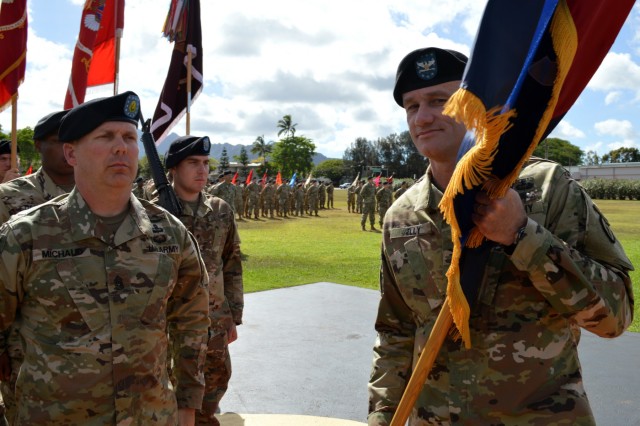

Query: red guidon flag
[0,0,28,112]
[64,0,125,109]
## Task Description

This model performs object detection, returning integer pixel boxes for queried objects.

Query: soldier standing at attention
[347,182,356,213]
[294,183,305,216]
[375,180,392,228]
[261,179,276,218]
[360,175,376,231]
[0,92,210,425]
[318,181,326,209]
[326,181,334,208]
[393,180,409,200]
[234,182,244,221]
[355,179,364,213]
[163,136,243,426]
[209,170,236,213]
[306,179,319,216]
[275,180,290,217]
[0,141,20,184]
[368,47,634,425]
[245,178,260,219]
[0,109,75,425]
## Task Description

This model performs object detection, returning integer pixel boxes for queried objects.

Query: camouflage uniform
[375,185,393,227]
[360,181,376,229]
[306,183,319,216]
[132,184,145,199]
[347,185,356,213]
[209,181,236,213]
[394,185,408,201]
[294,185,305,216]
[0,189,210,425]
[368,158,634,426]
[326,183,334,208]
[261,183,276,218]
[276,183,291,217]
[356,182,364,213]
[172,193,243,426]
[245,181,261,219]
[318,182,326,209]
[0,167,71,424]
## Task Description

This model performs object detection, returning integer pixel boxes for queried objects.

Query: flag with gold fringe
[0,0,27,112]
[440,0,635,348]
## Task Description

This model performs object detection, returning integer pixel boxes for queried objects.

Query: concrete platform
[221,283,640,426]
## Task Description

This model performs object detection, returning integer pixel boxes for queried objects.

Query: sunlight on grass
[237,192,639,332]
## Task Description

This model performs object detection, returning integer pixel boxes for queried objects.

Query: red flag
[261,171,268,186]
[0,0,28,112]
[231,172,238,185]
[245,169,253,185]
[151,0,203,144]
[374,174,381,187]
[387,174,394,184]
[275,171,282,186]
[25,165,33,175]
[64,0,125,109]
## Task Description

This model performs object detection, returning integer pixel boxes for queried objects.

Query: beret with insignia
[34,110,69,141]
[59,91,141,142]
[0,140,17,155]
[164,135,211,169]
[393,47,468,107]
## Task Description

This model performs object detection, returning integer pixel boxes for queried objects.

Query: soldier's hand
[177,408,196,426]
[0,351,11,381]
[471,189,527,246]
[2,168,20,183]
[227,322,238,344]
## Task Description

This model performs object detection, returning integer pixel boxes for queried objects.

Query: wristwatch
[504,223,527,255]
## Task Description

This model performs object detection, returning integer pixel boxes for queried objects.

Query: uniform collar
[413,167,443,213]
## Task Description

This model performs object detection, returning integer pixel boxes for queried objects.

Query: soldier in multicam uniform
[245,178,261,219]
[347,182,356,213]
[275,180,291,217]
[0,110,74,425]
[294,183,305,216]
[318,181,326,209]
[393,180,408,200]
[132,176,145,199]
[360,175,376,231]
[326,181,334,209]
[162,136,244,426]
[306,179,319,216]
[375,180,392,228]
[0,92,210,425]
[261,179,276,218]
[234,182,244,221]
[367,47,635,426]
[355,179,364,213]
[209,170,236,212]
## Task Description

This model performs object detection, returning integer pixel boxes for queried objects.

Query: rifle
[139,117,183,217]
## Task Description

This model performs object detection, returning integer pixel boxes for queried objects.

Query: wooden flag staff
[186,49,192,135]
[10,94,18,171]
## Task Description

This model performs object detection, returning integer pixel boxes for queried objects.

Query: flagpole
[390,301,453,426]
[10,94,18,171]
[114,35,121,95]
[186,49,192,135]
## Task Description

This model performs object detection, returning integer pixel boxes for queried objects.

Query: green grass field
[237,191,640,332]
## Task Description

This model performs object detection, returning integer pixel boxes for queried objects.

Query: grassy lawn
[237,191,640,332]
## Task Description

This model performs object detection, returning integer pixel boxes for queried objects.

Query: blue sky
[1,0,639,159]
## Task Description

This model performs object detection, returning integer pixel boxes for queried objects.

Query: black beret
[135,176,144,183]
[223,170,233,176]
[165,135,211,169]
[0,140,17,155]
[34,110,69,140]
[59,91,141,142]
[393,47,467,107]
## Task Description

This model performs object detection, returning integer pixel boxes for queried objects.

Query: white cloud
[589,52,640,94]
[553,120,585,139]
[607,140,638,151]
[604,91,622,105]
[594,119,635,139]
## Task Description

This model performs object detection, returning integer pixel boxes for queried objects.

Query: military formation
[347,176,412,231]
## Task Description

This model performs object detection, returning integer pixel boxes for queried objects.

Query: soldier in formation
[359,175,376,231]
[375,180,392,228]
[162,135,244,426]
[0,92,209,425]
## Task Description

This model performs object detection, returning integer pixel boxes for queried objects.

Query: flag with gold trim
[440,0,635,348]
[0,0,28,112]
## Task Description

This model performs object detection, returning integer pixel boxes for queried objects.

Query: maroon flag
[64,0,125,109]
[0,0,28,112]
[245,169,253,185]
[151,0,203,144]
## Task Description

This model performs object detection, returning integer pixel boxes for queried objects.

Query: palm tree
[251,135,273,166]
[277,114,297,139]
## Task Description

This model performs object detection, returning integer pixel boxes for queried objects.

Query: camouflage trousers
[247,198,259,218]
[378,205,389,226]
[196,330,232,426]
[0,328,22,426]
[361,202,375,226]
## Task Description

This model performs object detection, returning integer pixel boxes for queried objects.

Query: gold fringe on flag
[438,0,578,348]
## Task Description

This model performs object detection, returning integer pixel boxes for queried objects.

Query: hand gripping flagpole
[139,113,182,217]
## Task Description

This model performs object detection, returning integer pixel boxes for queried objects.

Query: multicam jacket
[0,189,210,425]
[209,181,236,211]
[174,192,243,330]
[368,158,634,426]
[0,167,69,223]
